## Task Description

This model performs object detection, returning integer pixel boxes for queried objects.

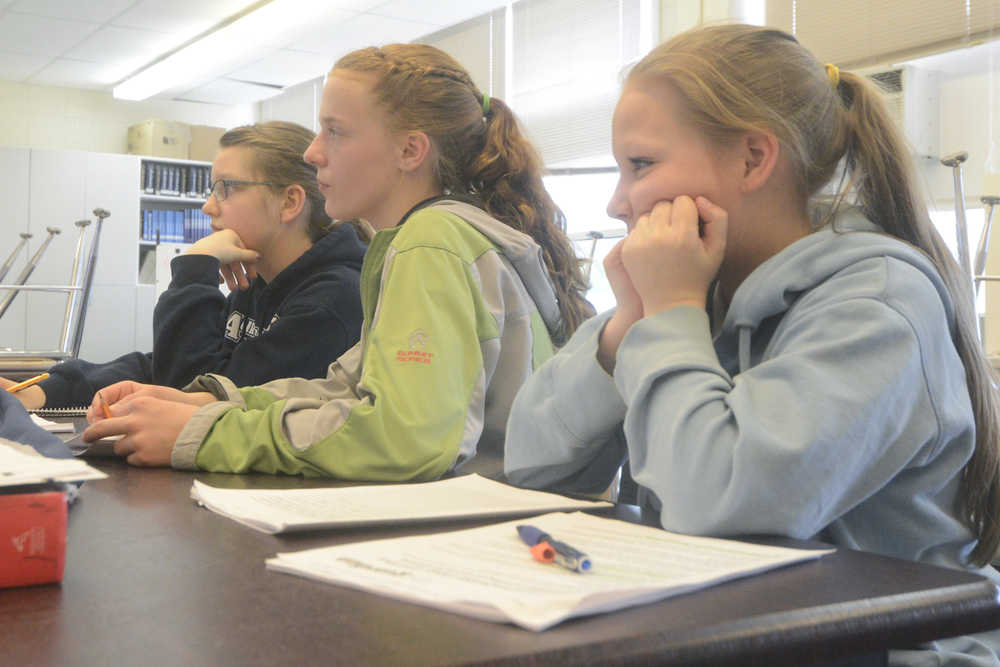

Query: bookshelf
[138,156,212,286]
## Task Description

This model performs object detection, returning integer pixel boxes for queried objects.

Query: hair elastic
[825,63,840,88]
[481,92,491,116]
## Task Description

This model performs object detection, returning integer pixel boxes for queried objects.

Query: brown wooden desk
[3,459,1000,666]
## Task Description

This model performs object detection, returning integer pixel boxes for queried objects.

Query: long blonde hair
[332,44,593,342]
[629,24,1000,565]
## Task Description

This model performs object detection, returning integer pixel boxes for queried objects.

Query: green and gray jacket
[171,198,562,480]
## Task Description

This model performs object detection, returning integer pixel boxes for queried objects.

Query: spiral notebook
[29,408,87,434]
[29,407,89,418]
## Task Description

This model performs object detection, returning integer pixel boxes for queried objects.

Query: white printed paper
[0,438,107,486]
[190,474,612,534]
[266,511,832,631]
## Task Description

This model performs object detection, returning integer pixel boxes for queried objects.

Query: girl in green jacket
[82,44,592,480]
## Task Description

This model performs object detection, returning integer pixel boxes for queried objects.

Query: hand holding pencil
[83,380,214,467]
[1,372,48,410]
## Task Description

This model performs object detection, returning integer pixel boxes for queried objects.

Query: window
[509,0,654,309]
[930,206,990,314]
[544,170,625,313]
[509,0,652,168]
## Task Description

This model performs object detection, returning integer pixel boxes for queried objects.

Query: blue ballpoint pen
[516,524,593,573]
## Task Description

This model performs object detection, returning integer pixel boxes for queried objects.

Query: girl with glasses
[3,121,365,411]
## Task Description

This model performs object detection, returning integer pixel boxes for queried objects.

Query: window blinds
[422,10,504,96]
[510,0,644,168]
[766,0,999,67]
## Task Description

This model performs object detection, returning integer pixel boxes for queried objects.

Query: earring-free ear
[399,130,432,173]
[740,131,780,193]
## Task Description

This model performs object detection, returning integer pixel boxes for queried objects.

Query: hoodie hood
[265,221,366,295]
[721,207,956,373]
[428,199,564,338]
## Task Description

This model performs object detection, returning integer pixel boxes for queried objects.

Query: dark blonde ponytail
[835,72,1000,566]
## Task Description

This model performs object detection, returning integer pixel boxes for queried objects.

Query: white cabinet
[0,147,140,363]
[0,148,30,352]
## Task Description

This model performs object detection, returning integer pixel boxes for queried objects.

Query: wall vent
[858,64,940,160]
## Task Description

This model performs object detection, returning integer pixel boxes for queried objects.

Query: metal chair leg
[0,232,32,283]
[0,227,60,321]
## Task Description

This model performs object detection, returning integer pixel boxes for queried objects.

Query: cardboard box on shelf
[189,125,227,162]
[127,119,191,159]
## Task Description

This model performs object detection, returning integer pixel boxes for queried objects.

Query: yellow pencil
[6,372,49,393]
[97,390,113,419]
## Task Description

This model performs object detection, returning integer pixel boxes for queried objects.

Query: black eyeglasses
[208,179,277,201]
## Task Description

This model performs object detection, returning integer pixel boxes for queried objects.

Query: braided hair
[333,44,593,342]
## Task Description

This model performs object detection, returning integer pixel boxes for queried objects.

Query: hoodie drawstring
[738,326,752,374]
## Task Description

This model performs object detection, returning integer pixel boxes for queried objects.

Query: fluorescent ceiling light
[113,0,329,101]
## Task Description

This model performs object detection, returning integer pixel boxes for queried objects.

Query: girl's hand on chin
[597,238,645,374]
[187,229,260,290]
[621,195,728,316]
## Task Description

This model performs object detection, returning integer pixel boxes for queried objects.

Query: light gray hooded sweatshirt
[505,208,1000,665]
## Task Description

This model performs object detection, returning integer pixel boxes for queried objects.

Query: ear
[398,130,432,174]
[278,183,307,224]
[738,130,780,194]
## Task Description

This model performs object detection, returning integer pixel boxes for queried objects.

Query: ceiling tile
[177,77,283,105]
[0,50,50,81]
[372,0,504,27]
[112,0,252,35]
[251,6,356,50]
[0,12,101,57]
[28,58,116,89]
[294,12,437,59]
[8,0,137,24]
[227,49,330,88]
[64,25,179,69]
[328,0,388,10]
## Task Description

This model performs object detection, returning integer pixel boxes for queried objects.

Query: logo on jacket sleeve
[396,329,434,364]
[225,312,243,342]
[224,311,261,342]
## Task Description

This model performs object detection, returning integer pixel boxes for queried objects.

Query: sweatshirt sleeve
[152,255,358,388]
[614,282,952,540]
[172,242,487,480]
[504,311,628,494]
[150,254,232,388]
[39,352,154,408]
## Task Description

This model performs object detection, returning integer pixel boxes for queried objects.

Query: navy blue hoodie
[39,222,366,407]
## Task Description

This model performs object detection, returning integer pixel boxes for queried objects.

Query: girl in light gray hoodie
[505,24,1000,666]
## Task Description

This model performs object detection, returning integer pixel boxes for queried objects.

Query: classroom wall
[926,68,999,209]
[0,79,255,154]
[258,78,321,133]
